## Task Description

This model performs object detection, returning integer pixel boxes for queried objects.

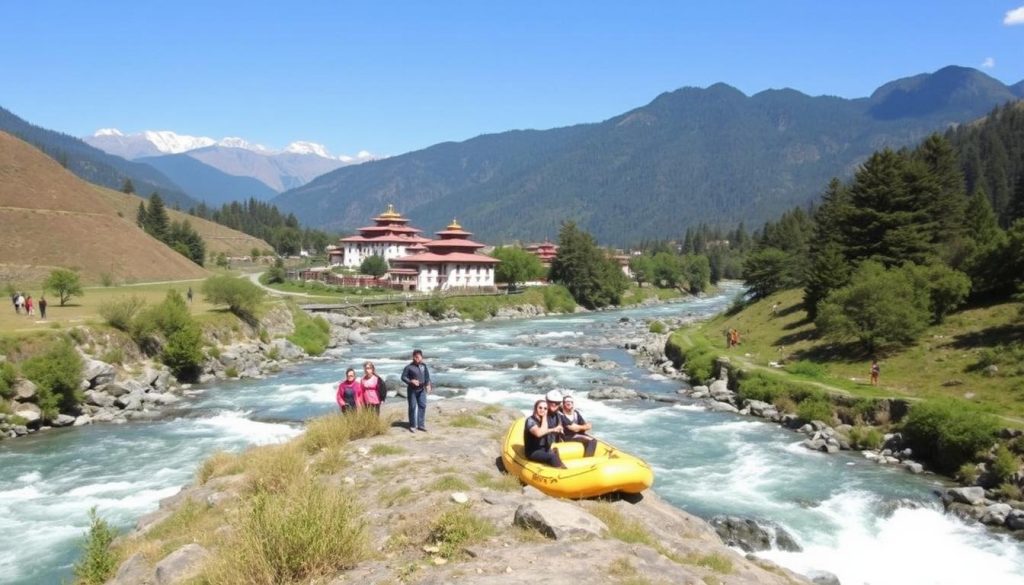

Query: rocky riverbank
[0,299,565,442]
[104,399,817,585]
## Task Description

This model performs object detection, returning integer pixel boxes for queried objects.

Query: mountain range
[85,129,375,203]
[273,66,1024,245]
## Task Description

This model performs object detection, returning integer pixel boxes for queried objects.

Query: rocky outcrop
[513,500,608,540]
[710,515,802,553]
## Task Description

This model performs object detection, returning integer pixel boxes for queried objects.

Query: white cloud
[981,57,996,69]
[1004,5,1024,25]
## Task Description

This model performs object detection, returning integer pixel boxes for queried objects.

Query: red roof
[435,229,473,237]
[340,234,432,243]
[358,225,423,234]
[424,238,485,249]
[391,252,499,264]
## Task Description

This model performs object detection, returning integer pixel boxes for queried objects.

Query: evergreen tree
[913,134,966,238]
[359,255,389,277]
[549,222,628,309]
[1007,172,1024,225]
[145,193,170,242]
[121,178,135,194]
[136,201,147,228]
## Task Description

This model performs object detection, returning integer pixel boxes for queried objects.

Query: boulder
[744,399,775,418]
[73,415,92,426]
[710,516,802,553]
[903,462,924,474]
[153,369,171,391]
[13,403,42,425]
[587,387,638,401]
[347,330,366,345]
[807,570,842,585]
[947,487,986,506]
[108,552,154,585]
[946,503,986,522]
[706,400,739,414]
[52,414,76,427]
[981,503,1012,526]
[103,382,131,398]
[82,359,116,387]
[802,438,827,452]
[512,500,608,541]
[269,339,306,361]
[154,543,209,585]
[12,379,37,401]
[708,378,730,397]
[1007,509,1024,531]
[115,392,143,411]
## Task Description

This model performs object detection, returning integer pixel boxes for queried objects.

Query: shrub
[736,372,791,403]
[242,443,307,495]
[786,360,826,379]
[997,482,1022,500]
[225,366,239,378]
[674,339,718,382]
[133,290,192,344]
[162,323,204,382]
[21,340,83,418]
[0,362,16,400]
[288,309,330,356]
[202,478,368,584]
[73,507,118,585]
[956,463,980,485]
[422,295,449,319]
[359,255,389,277]
[797,397,834,424]
[772,395,797,414]
[427,506,495,558]
[201,275,265,318]
[847,426,884,450]
[649,321,667,334]
[302,410,388,454]
[901,399,999,473]
[542,284,577,313]
[991,445,1020,483]
[99,348,124,365]
[99,272,115,287]
[99,296,146,332]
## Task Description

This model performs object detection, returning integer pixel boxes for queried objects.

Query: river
[1,285,1022,585]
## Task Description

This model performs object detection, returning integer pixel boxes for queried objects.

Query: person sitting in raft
[559,393,597,457]
[336,368,364,413]
[545,389,563,418]
[524,399,567,468]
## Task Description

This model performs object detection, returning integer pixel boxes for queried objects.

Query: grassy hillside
[0,131,272,287]
[93,188,274,258]
[670,289,1024,419]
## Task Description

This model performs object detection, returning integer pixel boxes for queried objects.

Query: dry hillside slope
[0,131,209,285]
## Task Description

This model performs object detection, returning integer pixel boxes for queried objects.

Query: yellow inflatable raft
[501,417,654,498]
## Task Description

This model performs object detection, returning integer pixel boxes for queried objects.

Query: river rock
[116,391,143,411]
[108,552,153,585]
[981,503,1012,526]
[154,543,209,585]
[73,415,92,426]
[807,570,842,585]
[710,515,802,552]
[52,414,76,427]
[744,399,776,418]
[12,379,37,401]
[269,338,305,361]
[512,500,608,541]
[82,358,116,387]
[1007,509,1024,530]
[802,438,827,452]
[587,387,638,400]
[708,378,730,397]
[903,462,924,474]
[13,403,42,425]
[947,487,986,506]
[706,400,739,413]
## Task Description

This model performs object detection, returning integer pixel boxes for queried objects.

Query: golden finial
[380,203,400,218]
[447,218,462,230]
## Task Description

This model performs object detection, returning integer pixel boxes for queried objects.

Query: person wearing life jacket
[360,361,387,415]
[559,393,597,457]
[336,368,364,413]
[524,399,567,468]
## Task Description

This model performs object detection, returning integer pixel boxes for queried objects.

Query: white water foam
[181,410,301,445]
[759,490,1024,585]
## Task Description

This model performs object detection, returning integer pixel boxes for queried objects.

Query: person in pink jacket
[360,361,387,415]
[336,368,364,413]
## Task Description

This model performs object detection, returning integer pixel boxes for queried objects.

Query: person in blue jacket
[401,349,432,432]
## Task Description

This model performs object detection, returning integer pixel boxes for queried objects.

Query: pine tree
[145,193,170,242]
[914,134,966,240]
[803,178,853,317]
[121,178,135,194]
[549,222,627,309]
[136,201,148,228]
[1007,172,1024,225]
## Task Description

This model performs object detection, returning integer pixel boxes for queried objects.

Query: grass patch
[381,485,415,507]
[286,304,331,356]
[665,330,718,382]
[302,410,389,454]
[449,412,488,428]
[429,475,471,492]
[311,448,348,475]
[585,502,655,546]
[241,442,307,495]
[200,477,369,584]
[684,552,734,574]
[472,470,521,491]
[479,404,502,417]
[427,506,495,558]
[196,451,243,485]
[785,360,826,378]
[369,444,407,456]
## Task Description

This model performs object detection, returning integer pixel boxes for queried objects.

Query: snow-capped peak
[94,128,124,137]
[217,137,268,151]
[142,130,216,154]
[284,141,332,158]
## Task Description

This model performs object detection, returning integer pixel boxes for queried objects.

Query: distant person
[524,399,566,468]
[401,349,432,432]
[771,302,779,316]
[15,294,24,315]
[559,394,597,457]
[25,295,33,316]
[38,296,47,320]
[360,361,386,415]
[11,293,17,314]
[870,359,880,386]
[187,287,193,304]
[336,368,364,413]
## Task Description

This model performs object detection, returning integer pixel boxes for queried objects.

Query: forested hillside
[275,66,1022,245]
[0,107,199,210]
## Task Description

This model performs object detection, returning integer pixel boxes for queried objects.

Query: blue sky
[2,1,1022,157]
